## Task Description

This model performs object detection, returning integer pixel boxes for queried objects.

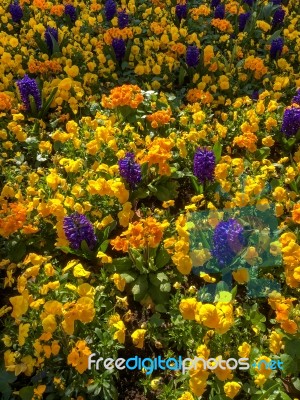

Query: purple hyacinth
[186,45,200,67]
[112,38,126,62]
[63,212,97,250]
[193,148,216,184]
[281,107,300,137]
[44,26,59,54]
[65,4,77,22]
[243,0,255,6]
[292,89,300,105]
[105,0,117,21]
[239,12,251,31]
[214,3,225,18]
[272,7,285,27]
[119,153,142,188]
[211,0,221,7]
[270,37,284,59]
[251,90,259,100]
[212,219,246,267]
[16,75,42,111]
[118,9,129,29]
[9,1,23,23]
[271,0,281,4]
[176,3,187,21]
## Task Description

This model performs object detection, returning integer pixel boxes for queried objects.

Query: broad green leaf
[19,387,34,400]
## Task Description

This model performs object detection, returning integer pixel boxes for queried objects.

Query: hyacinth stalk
[16,75,42,114]
[118,152,142,188]
[212,219,247,268]
[63,213,97,251]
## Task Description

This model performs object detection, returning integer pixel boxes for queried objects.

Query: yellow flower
[111,273,126,292]
[73,263,91,278]
[269,331,283,354]
[238,342,251,358]
[113,320,126,344]
[131,329,147,349]
[9,294,29,320]
[223,382,241,399]
[150,378,161,390]
[232,268,250,284]
[42,314,57,333]
[18,323,30,346]
[34,385,46,399]
[178,392,194,400]
[179,298,198,320]
[199,272,216,283]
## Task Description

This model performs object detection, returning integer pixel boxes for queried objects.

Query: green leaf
[34,33,49,53]
[131,275,148,301]
[292,378,300,391]
[213,142,222,163]
[155,245,171,269]
[214,291,232,302]
[149,272,168,287]
[19,387,34,400]
[280,354,297,375]
[129,248,144,272]
[155,304,167,313]
[179,66,187,86]
[160,282,171,292]
[257,381,281,400]
[39,87,58,118]
[49,32,60,55]
[154,180,179,201]
[105,257,133,273]
[29,94,38,116]
[0,368,16,400]
[100,240,110,252]
[231,285,237,299]
[8,241,27,262]
[120,272,138,283]
[284,339,300,357]
[278,392,292,400]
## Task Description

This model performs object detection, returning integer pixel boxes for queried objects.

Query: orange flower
[292,204,300,224]
[67,340,91,374]
[211,19,234,33]
[103,27,133,45]
[0,202,27,238]
[140,137,174,175]
[50,5,64,16]
[281,319,298,334]
[146,108,173,128]
[0,93,12,111]
[101,85,144,109]
[186,89,213,104]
